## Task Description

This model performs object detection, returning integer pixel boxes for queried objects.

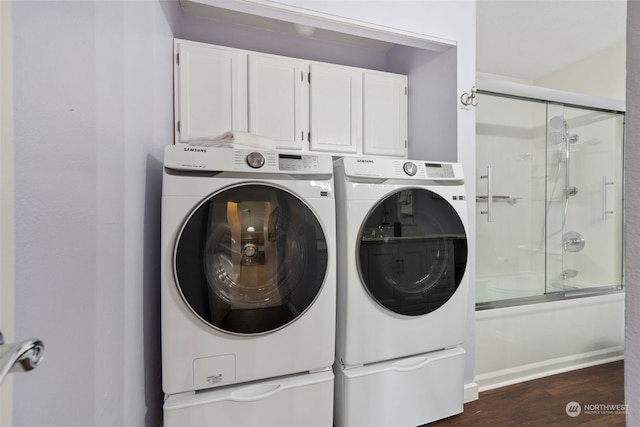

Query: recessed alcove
[174,0,459,161]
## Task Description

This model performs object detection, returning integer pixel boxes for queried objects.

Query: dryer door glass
[174,184,328,334]
[357,188,467,316]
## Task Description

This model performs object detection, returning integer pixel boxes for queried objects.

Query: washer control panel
[277,154,321,171]
[234,150,277,169]
[424,162,455,178]
[236,151,322,172]
[163,145,333,175]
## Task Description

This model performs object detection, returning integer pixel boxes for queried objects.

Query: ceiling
[476,0,627,81]
[182,0,627,82]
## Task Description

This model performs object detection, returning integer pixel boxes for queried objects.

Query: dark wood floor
[426,360,625,426]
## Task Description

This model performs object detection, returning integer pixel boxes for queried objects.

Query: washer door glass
[357,188,467,316]
[175,184,328,334]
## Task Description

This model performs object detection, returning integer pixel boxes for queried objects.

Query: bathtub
[474,274,624,391]
[476,273,544,303]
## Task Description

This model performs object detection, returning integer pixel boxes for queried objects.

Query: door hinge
[405,86,408,96]
[176,53,179,65]
[308,73,311,84]
[308,131,311,142]
[177,121,180,133]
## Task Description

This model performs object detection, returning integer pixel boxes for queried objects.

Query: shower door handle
[480,166,493,222]
[602,176,614,220]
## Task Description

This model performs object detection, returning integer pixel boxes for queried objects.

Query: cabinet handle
[480,166,493,222]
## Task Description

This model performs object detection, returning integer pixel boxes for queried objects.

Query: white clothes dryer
[333,157,469,367]
[332,157,469,426]
[161,146,336,396]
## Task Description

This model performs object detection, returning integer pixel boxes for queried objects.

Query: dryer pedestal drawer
[164,369,334,427]
[334,346,465,427]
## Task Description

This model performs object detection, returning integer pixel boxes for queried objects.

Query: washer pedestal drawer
[164,368,334,427]
[334,346,465,427]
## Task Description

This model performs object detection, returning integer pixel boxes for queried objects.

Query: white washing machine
[333,156,469,427]
[161,146,336,425]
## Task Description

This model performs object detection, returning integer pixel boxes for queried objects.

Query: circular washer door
[175,184,328,335]
[357,188,467,316]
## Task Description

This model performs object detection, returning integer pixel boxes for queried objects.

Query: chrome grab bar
[480,166,493,222]
[0,331,44,385]
[602,176,614,220]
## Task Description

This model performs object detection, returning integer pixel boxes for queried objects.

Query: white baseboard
[463,382,479,403]
[474,347,624,392]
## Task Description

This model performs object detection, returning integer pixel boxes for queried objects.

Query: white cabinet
[174,39,408,157]
[308,65,407,156]
[247,53,308,150]
[362,70,407,157]
[309,63,361,154]
[174,42,247,144]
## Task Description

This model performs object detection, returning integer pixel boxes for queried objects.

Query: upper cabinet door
[248,54,308,150]
[175,42,247,143]
[309,63,361,154]
[362,71,408,157]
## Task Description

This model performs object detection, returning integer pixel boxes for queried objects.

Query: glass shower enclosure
[475,91,624,307]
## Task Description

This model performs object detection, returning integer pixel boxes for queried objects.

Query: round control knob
[243,244,257,258]
[403,161,417,176]
[246,152,265,169]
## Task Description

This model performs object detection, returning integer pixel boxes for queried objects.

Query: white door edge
[0,0,15,425]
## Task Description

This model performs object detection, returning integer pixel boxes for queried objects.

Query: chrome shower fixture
[549,131,580,145]
[549,115,567,130]
[548,115,580,144]
[565,186,578,197]
[548,132,565,144]
[563,231,585,252]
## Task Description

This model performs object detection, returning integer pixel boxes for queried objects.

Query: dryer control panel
[340,157,463,182]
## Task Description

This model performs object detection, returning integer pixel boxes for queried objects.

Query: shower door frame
[475,82,625,311]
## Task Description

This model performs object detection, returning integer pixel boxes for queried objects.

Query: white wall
[535,42,626,101]
[625,1,640,424]
[12,1,178,425]
[479,43,626,103]
[178,12,390,72]
[10,3,477,425]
